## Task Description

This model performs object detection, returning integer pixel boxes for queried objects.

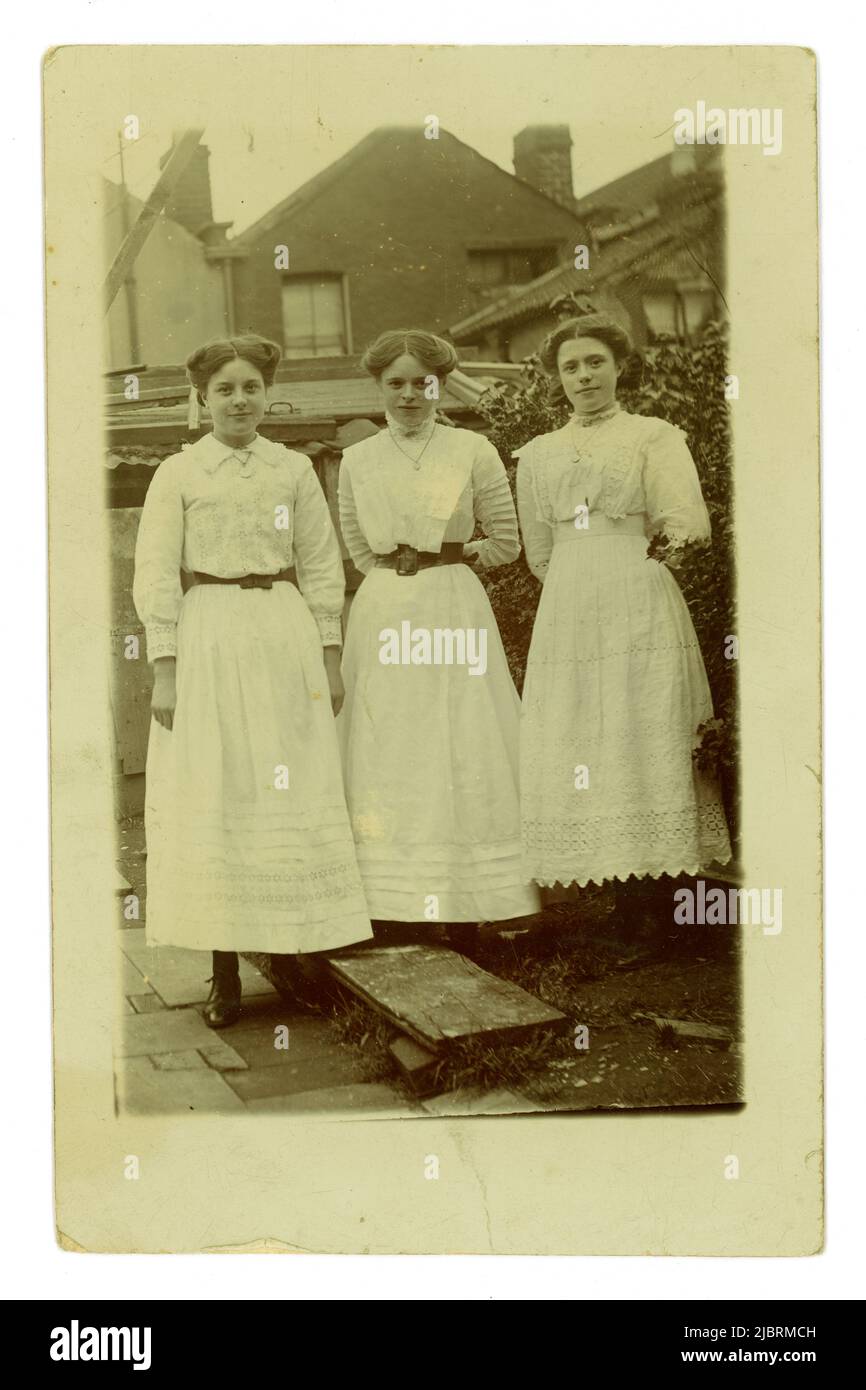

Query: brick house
[449,144,725,360]
[226,125,587,355]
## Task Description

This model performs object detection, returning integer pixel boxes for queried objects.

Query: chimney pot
[159,139,215,238]
[513,125,575,209]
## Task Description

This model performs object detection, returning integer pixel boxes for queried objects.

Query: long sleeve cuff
[473,476,521,568]
[473,534,520,568]
[315,613,343,647]
[145,623,178,662]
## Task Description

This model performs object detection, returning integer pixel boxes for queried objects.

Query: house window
[281,275,351,357]
[467,245,558,290]
[643,287,718,343]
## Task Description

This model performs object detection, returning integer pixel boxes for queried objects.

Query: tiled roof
[233,127,583,244]
[450,192,722,341]
[578,146,720,219]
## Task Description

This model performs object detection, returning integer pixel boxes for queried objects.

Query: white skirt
[338,563,541,922]
[144,582,373,953]
[520,518,732,887]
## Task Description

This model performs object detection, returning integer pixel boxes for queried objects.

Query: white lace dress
[515,405,732,888]
[133,431,374,953]
[337,417,541,923]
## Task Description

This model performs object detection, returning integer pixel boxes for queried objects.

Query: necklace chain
[570,407,619,458]
[387,425,436,469]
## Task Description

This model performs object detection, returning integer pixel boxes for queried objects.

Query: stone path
[115,924,542,1118]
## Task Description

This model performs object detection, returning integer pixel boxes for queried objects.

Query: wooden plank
[106,418,339,446]
[639,1014,733,1049]
[106,386,190,406]
[388,1035,443,1097]
[103,129,205,311]
[326,944,567,1052]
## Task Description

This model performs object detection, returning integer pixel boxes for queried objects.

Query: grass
[248,884,739,1101]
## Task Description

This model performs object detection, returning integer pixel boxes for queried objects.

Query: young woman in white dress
[134,334,372,1028]
[337,330,541,935]
[515,314,732,891]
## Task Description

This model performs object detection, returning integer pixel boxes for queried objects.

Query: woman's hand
[151,658,177,731]
[462,542,482,567]
[323,646,345,716]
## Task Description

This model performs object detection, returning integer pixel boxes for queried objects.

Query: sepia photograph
[44,42,821,1256]
[103,60,741,1120]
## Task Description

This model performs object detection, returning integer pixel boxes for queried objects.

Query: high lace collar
[385,409,438,442]
[570,400,621,429]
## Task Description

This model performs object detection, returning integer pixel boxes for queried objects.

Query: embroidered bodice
[515,410,711,582]
[133,431,346,658]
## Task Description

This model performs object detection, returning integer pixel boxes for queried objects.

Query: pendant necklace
[387,424,437,470]
[570,403,619,462]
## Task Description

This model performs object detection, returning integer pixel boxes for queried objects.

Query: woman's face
[205,358,267,445]
[556,336,621,416]
[379,352,438,427]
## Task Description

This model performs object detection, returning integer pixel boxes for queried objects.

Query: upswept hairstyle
[186,334,283,406]
[538,313,642,405]
[361,330,459,382]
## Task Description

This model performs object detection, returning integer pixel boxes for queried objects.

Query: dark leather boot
[269,952,337,1014]
[203,950,241,1029]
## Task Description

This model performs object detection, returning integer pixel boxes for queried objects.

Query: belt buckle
[396,545,418,577]
[239,574,272,589]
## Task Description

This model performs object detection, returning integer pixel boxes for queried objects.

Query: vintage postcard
[45,44,821,1254]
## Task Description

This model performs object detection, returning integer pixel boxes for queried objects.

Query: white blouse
[515,408,712,582]
[338,423,520,574]
[133,431,346,660]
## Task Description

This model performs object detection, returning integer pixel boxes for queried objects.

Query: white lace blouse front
[338,423,521,573]
[133,431,346,660]
[515,408,712,582]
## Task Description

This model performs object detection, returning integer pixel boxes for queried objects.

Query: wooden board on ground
[639,1014,733,1049]
[388,1035,442,1097]
[326,944,567,1053]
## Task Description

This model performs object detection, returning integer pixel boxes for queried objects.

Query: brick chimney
[513,126,575,209]
[159,134,214,237]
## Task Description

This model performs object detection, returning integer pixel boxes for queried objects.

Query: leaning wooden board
[326,944,567,1052]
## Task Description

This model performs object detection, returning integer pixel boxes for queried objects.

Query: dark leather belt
[188,567,297,590]
[375,542,465,577]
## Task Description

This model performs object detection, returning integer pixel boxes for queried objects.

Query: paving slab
[225,1016,343,1069]
[243,1083,422,1117]
[120,939,274,1007]
[117,1006,219,1057]
[419,1087,546,1117]
[199,1039,249,1072]
[129,993,166,1014]
[223,1047,372,1103]
[121,955,153,995]
[118,1063,245,1114]
[123,1055,156,1074]
[152,1049,209,1071]
[215,991,308,1028]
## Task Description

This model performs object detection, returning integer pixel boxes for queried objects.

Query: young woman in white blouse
[515,314,732,890]
[338,330,540,935]
[134,335,372,1028]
